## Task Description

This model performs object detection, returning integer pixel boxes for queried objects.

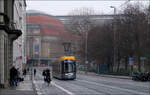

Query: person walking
[42,70,46,82]
[10,66,18,86]
[23,69,26,75]
[10,66,15,86]
[34,69,36,76]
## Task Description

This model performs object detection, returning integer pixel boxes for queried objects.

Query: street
[33,67,150,95]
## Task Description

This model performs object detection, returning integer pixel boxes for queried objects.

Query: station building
[26,10,81,66]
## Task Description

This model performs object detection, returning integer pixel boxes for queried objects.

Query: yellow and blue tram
[52,56,76,80]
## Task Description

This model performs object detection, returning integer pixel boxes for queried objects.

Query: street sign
[140,57,147,60]
[129,57,134,65]
[129,57,134,61]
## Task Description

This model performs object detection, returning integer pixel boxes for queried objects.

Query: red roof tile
[27,14,66,35]
[27,11,81,41]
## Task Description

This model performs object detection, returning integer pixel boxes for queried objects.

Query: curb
[77,71,132,80]
[99,75,132,79]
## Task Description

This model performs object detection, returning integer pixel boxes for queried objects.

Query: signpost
[85,61,88,74]
[129,57,134,75]
[140,57,147,72]
[129,57,134,65]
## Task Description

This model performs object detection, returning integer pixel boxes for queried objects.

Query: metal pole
[84,20,89,74]
[85,30,88,73]
[110,6,117,72]
[85,30,88,63]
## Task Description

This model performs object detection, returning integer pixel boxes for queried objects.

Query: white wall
[13,0,26,73]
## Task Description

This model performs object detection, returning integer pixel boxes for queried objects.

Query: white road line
[51,81,74,95]
[33,80,45,95]
[77,79,149,95]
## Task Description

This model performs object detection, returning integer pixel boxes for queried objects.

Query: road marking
[33,80,45,95]
[51,81,74,95]
[77,79,149,95]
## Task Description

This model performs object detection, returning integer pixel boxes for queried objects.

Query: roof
[60,32,81,41]
[27,10,66,35]
[27,10,53,17]
[61,56,76,61]
[26,10,81,41]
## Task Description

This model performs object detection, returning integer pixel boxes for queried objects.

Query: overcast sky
[26,0,149,16]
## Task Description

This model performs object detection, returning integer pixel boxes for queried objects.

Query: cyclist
[45,69,51,86]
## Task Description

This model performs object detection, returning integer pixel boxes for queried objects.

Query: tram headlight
[65,73,73,76]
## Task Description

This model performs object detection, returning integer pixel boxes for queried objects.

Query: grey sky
[26,1,149,16]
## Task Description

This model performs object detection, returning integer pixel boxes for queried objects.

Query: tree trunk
[138,55,141,72]
[125,56,128,72]
[117,60,120,73]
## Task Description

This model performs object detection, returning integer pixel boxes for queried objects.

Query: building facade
[26,10,81,66]
[0,0,26,88]
[26,11,64,66]
[13,0,26,75]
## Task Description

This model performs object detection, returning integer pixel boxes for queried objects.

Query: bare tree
[66,7,95,37]
[113,3,150,73]
[87,25,114,72]
[65,7,96,61]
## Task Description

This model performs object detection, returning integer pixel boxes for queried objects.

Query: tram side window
[61,61,64,73]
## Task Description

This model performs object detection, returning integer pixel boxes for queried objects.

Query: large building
[26,10,80,66]
[13,0,27,77]
[0,0,26,88]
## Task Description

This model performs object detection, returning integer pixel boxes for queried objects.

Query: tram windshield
[64,60,75,73]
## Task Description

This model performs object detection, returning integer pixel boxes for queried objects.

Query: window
[64,60,75,73]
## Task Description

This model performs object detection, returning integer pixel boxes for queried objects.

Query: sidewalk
[77,71,132,79]
[0,75,36,95]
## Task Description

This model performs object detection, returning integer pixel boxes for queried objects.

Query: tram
[52,56,76,80]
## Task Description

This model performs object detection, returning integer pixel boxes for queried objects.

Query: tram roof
[61,56,75,61]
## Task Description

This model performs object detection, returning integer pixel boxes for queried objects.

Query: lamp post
[110,6,117,72]
[84,19,90,74]
[63,42,71,56]
[110,6,116,15]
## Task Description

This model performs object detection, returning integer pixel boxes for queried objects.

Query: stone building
[13,0,27,75]
[0,0,26,88]
[26,10,81,66]
[26,10,64,66]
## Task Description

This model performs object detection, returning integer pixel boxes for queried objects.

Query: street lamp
[110,6,117,72]
[110,6,116,15]
[63,42,71,56]
[84,19,90,74]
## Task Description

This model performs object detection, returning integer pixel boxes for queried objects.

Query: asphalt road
[33,67,150,95]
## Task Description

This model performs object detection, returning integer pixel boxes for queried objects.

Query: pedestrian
[34,69,36,76]
[45,69,51,86]
[15,68,19,86]
[23,69,26,75]
[10,66,18,86]
[10,66,15,86]
[42,70,46,82]
[27,68,29,72]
